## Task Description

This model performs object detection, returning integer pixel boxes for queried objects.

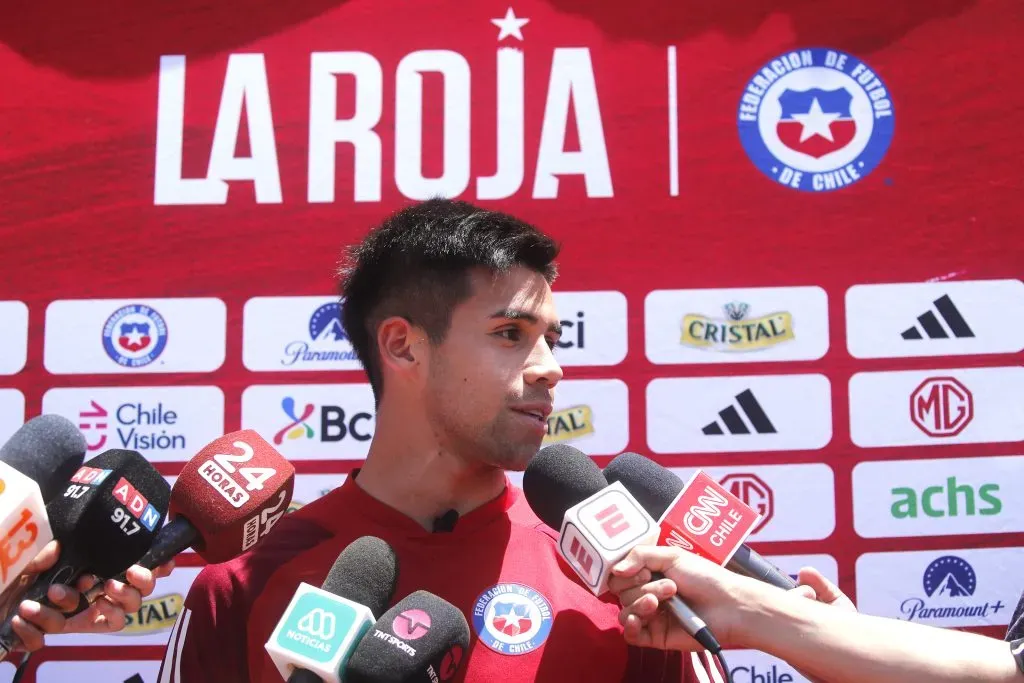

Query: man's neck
[353,406,508,531]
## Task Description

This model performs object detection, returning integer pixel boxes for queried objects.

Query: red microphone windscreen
[169,430,295,563]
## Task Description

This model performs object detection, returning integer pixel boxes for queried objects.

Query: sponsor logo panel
[845,280,1024,358]
[645,286,828,365]
[647,375,832,454]
[855,547,1022,627]
[551,291,628,367]
[544,379,628,456]
[44,298,226,374]
[667,465,835,542]
[241,384,375,460]
[36,661,160,683]
[243,297,362,372]
[849,367,1024,448]
[42,387,225,463]
[852,455,1024,538]
[737,48,894,192]
[0,390,25,447]
[0,302,28,376]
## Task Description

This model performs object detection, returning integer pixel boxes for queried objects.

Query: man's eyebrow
[490,308,563,336]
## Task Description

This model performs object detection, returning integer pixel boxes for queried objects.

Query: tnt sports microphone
[265,536,399,683]
[83,430,296,606]
[522,444,720,655]
[0,414,87,502]
[0,448,170,660]
[0,415,88,595]
[604,452,796,590]
[345,590,470,683]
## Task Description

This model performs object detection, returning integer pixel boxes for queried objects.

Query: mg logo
[298,608,336,640]
[719,473,773,534]
[910,377,974,437]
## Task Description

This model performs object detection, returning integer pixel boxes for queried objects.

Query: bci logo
[273,397,373,445]
[555,311,585,350]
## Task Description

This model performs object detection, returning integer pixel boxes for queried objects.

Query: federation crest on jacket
[737,48,895,192]
[472,583,553,656]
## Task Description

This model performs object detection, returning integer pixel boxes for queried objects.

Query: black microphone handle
[79,517,200,609]
[727,545,797,590]
[287,668,325,683]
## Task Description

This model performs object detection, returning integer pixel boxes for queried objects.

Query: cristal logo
[298,608,336,640]
[392,609,431,640]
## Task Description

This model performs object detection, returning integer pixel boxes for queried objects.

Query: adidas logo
[901,295,975,340]
[702,389,777,435]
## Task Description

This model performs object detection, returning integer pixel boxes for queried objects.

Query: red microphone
[84,430,295,603]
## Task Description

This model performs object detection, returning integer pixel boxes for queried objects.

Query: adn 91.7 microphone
[0,448,170,660]
[604,452,796,590]
[265,536,399,683]
[0,415,87,595]
[345,590,470,683]
[522,444,720,655]
[83,430,296,606]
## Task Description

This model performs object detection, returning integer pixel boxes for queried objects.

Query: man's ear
[377,316,426,373]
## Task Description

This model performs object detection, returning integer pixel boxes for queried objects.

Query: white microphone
[0,462,52,595]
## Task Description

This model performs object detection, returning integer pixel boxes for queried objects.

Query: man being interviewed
[158,199,720,683]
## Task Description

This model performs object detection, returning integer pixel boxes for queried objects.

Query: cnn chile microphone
[83,430,296,605]
[0,415,87,595]
[604,452,796,590]
[345,590,470,683]
[522,444,720,655]
[265,536,399,683]
[0,448,170,660]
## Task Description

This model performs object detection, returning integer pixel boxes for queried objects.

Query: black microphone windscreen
[46,448,170,578]
[0,414,86,501]
[603,452,684,519]
[522,443,608,529]
[346,590,469,683]
[322,536,398,617]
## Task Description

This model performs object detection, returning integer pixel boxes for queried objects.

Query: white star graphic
[789,97,841,143]
[491,7,529,41]
[124,328,144,347]
[498,609,522,631]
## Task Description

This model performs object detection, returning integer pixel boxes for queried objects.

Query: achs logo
[702,389,776,436]
[272,396,372,446]
[901,295,975,341]
[392,609,431,641]
[281,302,359,368]
[472,583,553,656]
[900,555,1005,623]
[101,304,168,368]
[910,377,974,437]
[681,302,794,352]
[543,405,594,444]
[737,48,894,192]
[77,400,187,453]
[719,473,773,534]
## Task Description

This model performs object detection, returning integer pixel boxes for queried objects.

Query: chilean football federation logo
[472,583,553,656]
[101,304,168,368]
[737,48,895,192]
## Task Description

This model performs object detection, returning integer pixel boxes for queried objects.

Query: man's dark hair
[338,198,560,404]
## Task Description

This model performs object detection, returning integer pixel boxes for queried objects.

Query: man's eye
[497,328,522,342]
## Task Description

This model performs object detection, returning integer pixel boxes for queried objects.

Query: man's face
[423,266,563,471]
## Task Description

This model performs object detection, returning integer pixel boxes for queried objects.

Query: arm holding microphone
[610,545,1021,683]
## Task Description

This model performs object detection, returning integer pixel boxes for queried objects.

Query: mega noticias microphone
[0,448,170,660]
[265,536,399,683]
[604,452,796,590]
[0,414,87,502]
[345,590,470,683]
[83,430,296,606]
[0,415,87,594]
[522,444,719,654]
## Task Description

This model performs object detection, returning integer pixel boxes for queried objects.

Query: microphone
[0,414,87,502]
[82,430,296,605]
[345,590,470,683]
[265,536,399,683]
[0,448,170,660]
[0,415,87,594]
[522,444,719,653]
[604,452,796,590]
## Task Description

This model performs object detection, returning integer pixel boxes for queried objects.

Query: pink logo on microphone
[392,609,431,640]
